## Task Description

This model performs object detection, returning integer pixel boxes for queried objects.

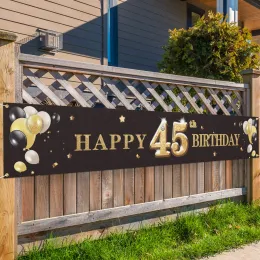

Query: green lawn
[19,201,260,260]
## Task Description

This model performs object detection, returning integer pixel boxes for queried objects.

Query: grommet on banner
[0,103,9,108]
[0,173,9,179]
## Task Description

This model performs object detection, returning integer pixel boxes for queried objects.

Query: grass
[19,201,260,260]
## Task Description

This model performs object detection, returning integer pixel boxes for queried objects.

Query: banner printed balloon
[24,106,38,118]
[9,130,27,149]
[27,115,43,134]
[38,111,51,134]
[25,150,40,164]
[10,118,36,149]
[9,106,26,122]
[52,113,60,124]
[14,161,27,173]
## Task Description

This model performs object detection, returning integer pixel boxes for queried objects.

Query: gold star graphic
[52,162,58,168]
[119,115,125,123]
[70,115,75,121]
[136,154,140,159]
[67,153,72,159]
[213,151,217,157]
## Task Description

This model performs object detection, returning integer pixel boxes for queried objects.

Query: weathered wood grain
[76,172,90,213]
[35,176,49,219]
[113,169,124,207]
[50,175,64,217]
[101,170,113,209]
[145,167,155,202]
[90,171,101,211]
[134,167,145,204]
[154,166,163,200]
[164,165,173,199]
[18,188,247,236]
[172,164,181,197]
[124,168,134,205]
[181,164,189,196]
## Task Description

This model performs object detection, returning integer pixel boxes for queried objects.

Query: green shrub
[158,11,260,82]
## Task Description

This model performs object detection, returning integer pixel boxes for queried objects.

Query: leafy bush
[159,11,260,82]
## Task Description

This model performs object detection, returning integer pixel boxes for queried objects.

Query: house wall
[0,0,103,64]
[117,0,187,72]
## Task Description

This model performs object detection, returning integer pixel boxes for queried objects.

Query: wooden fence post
[242,69,260,202]
[0,31,17,260]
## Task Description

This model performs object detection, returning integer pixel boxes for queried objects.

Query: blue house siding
[117,0,187,71]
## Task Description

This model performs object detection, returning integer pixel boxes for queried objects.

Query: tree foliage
[158,12,260,82]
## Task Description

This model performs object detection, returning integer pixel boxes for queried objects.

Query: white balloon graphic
[24,106,38,118]
[37,111,51,134]
[247,144,252,153]
[25,150,40,164]
[243,121,248,134]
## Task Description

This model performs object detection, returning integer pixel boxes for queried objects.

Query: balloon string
[0,103,9,108]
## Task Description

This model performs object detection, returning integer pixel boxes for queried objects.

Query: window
[187,4,205,28]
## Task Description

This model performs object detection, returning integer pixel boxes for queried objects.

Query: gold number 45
[150,118,189,158]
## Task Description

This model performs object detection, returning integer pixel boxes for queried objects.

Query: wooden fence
[1,32,260,259]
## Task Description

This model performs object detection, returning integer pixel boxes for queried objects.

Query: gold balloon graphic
[10,118,36,149]
[248,124,257,144]
[27,115,43,134]
[243,120,257,144]
[14,161,27,173]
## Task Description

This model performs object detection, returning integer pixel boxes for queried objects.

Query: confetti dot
[70,115,75,121]
[67,153,72,159]
[31,171,35,175]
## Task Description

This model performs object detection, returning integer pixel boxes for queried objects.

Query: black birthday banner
[3,103,259,178]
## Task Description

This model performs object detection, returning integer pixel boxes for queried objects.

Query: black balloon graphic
[9,130,27,148]
[9,106,26,122]
[52,113,60,123]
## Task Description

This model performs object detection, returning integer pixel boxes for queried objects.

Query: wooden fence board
[219,161,226,190]
[232,160,239,188]
[50,174,63,217]
[124,168,134,205]
[101,170,113,209]
[76,172,90,213]
[134,167,145,204]
[90,171,101,211]
[204,162,212,193]
[35,176,49,219]
[21,177,34,221]
[189,163,197,195]
[113,169,124,207]
[64,173,77,215]
[181,164,189,196]
[212,161,220,191]
[225,160,232,189]
[172,164,181,198]
[154,166,163,200]
[197,163,205,194]
[163,165,173,198]
[145,167,155,202]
